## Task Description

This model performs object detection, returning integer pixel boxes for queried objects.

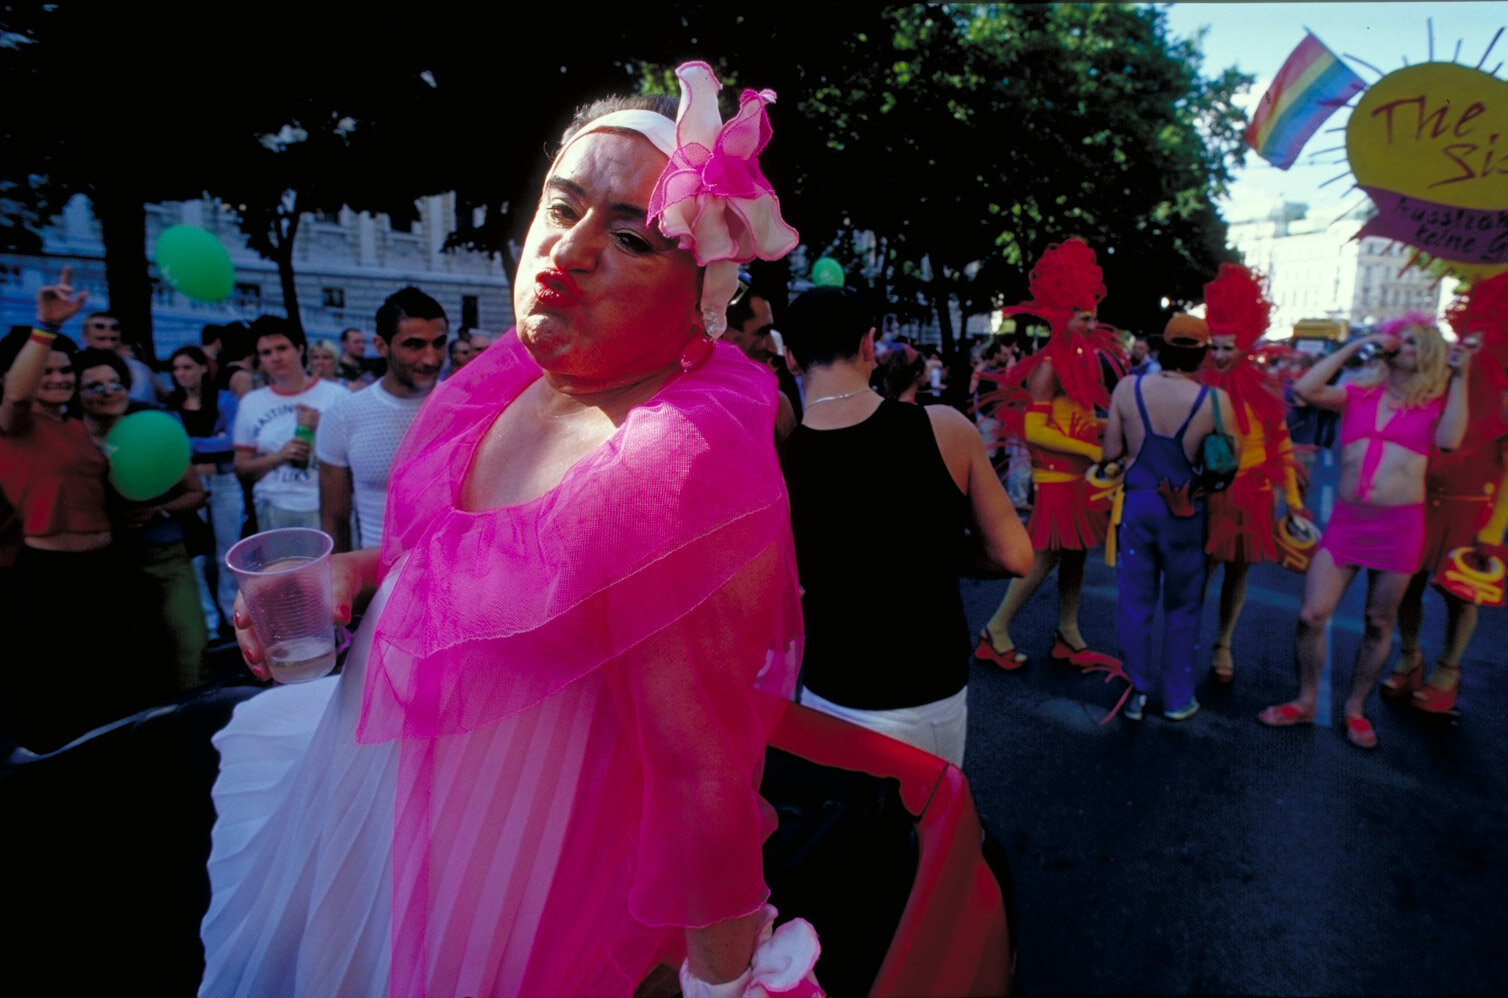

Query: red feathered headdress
[1200,263,1285,440]
[1001,238,1107,335]
[1204,263,1271,350]
[986,239,1125,419]
[1447,272,1508,345]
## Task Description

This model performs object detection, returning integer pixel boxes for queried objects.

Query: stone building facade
[1,193,513,360]
[1227,202,1448,337]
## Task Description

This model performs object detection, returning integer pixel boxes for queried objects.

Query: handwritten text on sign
[1347,63,1508,275]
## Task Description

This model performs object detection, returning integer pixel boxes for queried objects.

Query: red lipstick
[535,269,582,307]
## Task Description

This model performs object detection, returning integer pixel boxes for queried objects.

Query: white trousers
[798,686,968,767]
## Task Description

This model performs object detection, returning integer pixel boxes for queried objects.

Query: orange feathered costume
[1199,264,1301,563]
[983,239,1127,550]
[1423,272,1508,594]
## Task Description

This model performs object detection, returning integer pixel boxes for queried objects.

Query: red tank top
[0,413,111,537]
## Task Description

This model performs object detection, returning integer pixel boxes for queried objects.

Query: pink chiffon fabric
[361,332,804,994]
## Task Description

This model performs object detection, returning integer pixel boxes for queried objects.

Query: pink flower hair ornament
[648,61,800,338]
[551,61,798,342]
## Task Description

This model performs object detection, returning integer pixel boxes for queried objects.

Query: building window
[0,262,21,285]
[321,287,345,308]
[461,295,479,331]
[150,277,173,303]
[233,283,261,309]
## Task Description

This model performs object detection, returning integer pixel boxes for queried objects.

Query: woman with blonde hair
[306,338,345,386]
[1260,314,1469,749]
[1383,278,1508,715]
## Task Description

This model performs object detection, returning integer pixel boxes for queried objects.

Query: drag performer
[1199,264,1304,684]
[975,238,1126,670]
[203,64,821,997]
[1259,316,1469,749]
[1383,273,1508,714]
[1102,314,1236,721]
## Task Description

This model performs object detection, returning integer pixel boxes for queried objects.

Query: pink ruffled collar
[359,333,801,742]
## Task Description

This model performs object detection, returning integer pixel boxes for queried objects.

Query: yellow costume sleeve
[1478,467,1508,546]
[1024,406,1102,462]
[1278,434,1303,510]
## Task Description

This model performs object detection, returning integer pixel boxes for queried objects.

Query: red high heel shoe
[975,630,1027,671]
[1412,662,1460,714]
[1051,631,1120,670]
[1380,649,1423,700]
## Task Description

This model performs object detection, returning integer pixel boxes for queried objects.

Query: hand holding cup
[228,528,341,683]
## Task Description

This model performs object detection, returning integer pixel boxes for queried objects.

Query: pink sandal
[1257,702,1316,726]
[1344,716,1378,749]
[975,631,1027,671]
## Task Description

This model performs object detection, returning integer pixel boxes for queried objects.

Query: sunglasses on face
[86,321,121,331]
[81,380,127,396]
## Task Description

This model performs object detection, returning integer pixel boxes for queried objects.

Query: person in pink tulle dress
[202,62,823,998]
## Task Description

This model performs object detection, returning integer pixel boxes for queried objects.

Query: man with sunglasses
[82,312,160,404]
[317,287,448,551]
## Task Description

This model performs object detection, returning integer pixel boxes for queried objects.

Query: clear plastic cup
[226,527,337,683]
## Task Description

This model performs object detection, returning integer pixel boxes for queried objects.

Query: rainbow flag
[1245,32,1366,170]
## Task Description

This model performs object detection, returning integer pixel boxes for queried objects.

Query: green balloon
[155,225,235,302]
[104,410,192,501]
[812,256,845,287]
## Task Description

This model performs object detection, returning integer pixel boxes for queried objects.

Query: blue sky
[1162,1,1507,221]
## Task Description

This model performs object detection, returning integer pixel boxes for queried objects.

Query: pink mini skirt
[1318,497,1425,574]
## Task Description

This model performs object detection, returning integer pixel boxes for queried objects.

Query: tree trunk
[274,209,303,336]
[496,240,519,293]
[94,186,156,362]
[930,269,957,362]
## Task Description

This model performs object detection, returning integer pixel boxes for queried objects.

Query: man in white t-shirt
[317,287,448,551]
[233,317,349,531]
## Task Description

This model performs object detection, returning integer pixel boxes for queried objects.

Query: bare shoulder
[927,404,984,465]
[1108,373,1137,409]
[1027,358,1058,397]
[926,402,977,438]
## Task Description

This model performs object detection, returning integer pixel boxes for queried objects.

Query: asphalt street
[960,452,1508,996]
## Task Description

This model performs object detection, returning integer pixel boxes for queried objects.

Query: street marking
[1316,617,1333,728]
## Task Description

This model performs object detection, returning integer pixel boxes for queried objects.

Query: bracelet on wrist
[29,327,58,346]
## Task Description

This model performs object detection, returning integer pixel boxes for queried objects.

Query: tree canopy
[664,4,1251,348]
[1,4,1251,357]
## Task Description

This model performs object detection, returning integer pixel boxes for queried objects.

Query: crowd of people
[960,251,1498,748]
[1,55,1504,996]
[0,271,500,753]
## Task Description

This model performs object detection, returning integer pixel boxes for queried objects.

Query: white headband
[547,63,798,341]
[559,109,677,160]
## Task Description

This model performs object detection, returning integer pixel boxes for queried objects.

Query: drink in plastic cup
[226,527,337,683]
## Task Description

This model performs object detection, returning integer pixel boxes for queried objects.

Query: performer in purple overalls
[1101,314,1237,721]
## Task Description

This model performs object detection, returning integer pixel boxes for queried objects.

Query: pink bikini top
[1339,382,1442,501]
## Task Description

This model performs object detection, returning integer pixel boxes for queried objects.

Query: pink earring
[680,332,715,373]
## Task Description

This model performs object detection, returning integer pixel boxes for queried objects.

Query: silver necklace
[806,387,875,406]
